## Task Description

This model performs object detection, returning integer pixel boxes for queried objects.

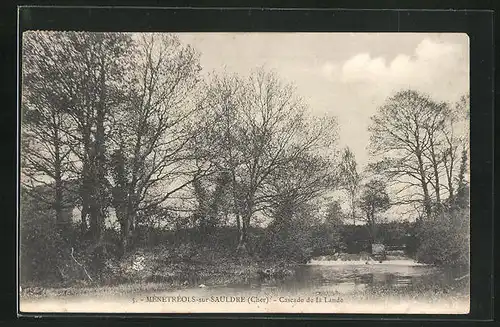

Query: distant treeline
[91,222,418,256]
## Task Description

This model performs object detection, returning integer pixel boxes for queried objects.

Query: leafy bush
[310,224,344,256]
[20,194,67,285]
[19,208,101,286]
[258,215,315,263]
[416,208,469,266]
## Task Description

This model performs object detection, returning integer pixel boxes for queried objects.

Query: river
[20,259,470,314]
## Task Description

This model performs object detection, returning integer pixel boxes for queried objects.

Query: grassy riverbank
[20,243,296,299]
[20,260,469,315]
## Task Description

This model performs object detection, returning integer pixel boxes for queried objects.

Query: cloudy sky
[177,33,469,169]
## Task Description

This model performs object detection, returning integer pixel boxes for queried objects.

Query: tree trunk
[456,148,469,208]
[416,150,432,219]
[370,221,377,243]
[124,207,137,254]
[120,216,130,256]
[236,213,249,254]
[429,139,442,211]
[52,123,66,237]
[89,192,103,244]
[80,128,92,236]
[365,212,374,243]
[370,205,377,243]
[89,59,108,246]
[236,214,241,235]
[54,163,63,227]
[237,195,254,254]
[351,198,356,225]
[80,206,88,235]
[443,151,455,207]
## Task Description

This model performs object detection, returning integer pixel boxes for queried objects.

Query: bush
[416,208,469,266]
[258,216,315,263]
[309,224,344,256]
[20,195,67,285]
[20,191,116,286]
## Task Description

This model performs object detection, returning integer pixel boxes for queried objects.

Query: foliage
[258,200,319,263]
[358,179,390,242]
[415,208,469,266]
[309,201,345,255]
[20,192,65,284]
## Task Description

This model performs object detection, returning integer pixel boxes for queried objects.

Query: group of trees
[20,32,470,285]
[191,70,339,252]
[368,90,470,218]
[21,31,340,279]
[367,90,470,265]
[335,90,469,259]
[22,33,204,259]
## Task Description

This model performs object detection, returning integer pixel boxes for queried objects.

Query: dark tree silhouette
[358,179,390,242]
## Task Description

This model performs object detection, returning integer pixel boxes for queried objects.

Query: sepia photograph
[19,32,470,314]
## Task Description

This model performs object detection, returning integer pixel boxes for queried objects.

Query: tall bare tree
[20,63,74,232]
[63,33,133,250]
[198,68,339,252]
[444,94,469,206]
[193,73,247,244]
[263,150,339,232]
[108,34,202,254]
[22,32,134,249]
[22,32,72,232]
[369,90,460,219]
[339,147,361,225]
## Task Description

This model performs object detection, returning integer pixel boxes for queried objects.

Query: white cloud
[313,36,469,170]
[341,53,388,82]
[325,38,469,104]
[415,38,460,60]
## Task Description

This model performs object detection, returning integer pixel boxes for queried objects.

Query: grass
[20,245,468,303]
[20,244,297,299]
[21,270,469,304]
[21,282,173,298]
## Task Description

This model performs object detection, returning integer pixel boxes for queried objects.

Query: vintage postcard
[19,32,470,314]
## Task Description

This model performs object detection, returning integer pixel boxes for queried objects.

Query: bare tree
[63,33,134,251]
[198,68,339,253]
[368,90,461,219]
[189,72,246,239]
[21,32,74,231]
[108,34,203,254]
[191,171,232,235]
[442,93,469,209]
[20,82,74,232]
[261,150,339,244]
[369,90,470,220]
[236,69,339,252]
[22,32,134,249]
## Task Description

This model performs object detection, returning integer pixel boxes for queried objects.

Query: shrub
[20,195,66,285]
[258,216,315,264]
[416,208,469,266]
